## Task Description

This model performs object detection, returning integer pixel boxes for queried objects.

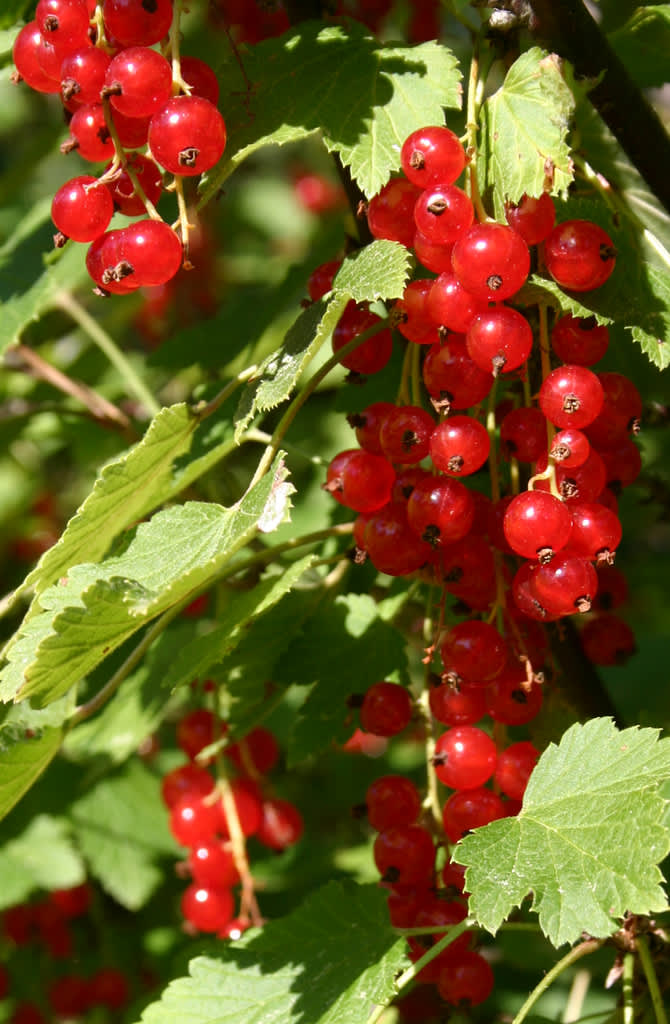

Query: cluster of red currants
[1,884,131,1023]
[161,704,303,937]
[12,0,226,294]
[315,123,640,1009]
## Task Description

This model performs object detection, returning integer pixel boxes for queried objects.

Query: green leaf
[0,815,85,910]
[23,404,199,601]
[608,5,670,88]
[69,760,178,911]
[0,723,62,822]
[0,2,32,30]
[234,293,350,442]
[163,556,316,696]
[478,48,575,219]
[454,719,670,947]
[205,23,461,200]
[136,881,408,1024]
[280,593,409,766]
[0,198,88,354]
[0,458,285,707]
[332,240,412,303]
[0,25,22,60]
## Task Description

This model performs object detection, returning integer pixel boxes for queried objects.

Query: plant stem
[510,938,603,1024]
[622,952,634,1024]
[637,934,668,1024]
[367,919,474,1024]
[562,968,591,1023]
[55,291,162,417]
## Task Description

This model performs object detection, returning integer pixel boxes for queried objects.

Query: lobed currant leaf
[136,881,408,1024]
[454,718,670,946]
[202,22,461,202]
[478,48,575,219]
[332,240,412,303]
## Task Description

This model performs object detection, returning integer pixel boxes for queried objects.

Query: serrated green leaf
[0,723,62,821]
[608,6,670,88]
[0,198,88,354]
[281,593,409,766]
[478,48,575,219]
[70,760,179,911]
[0,815,85,909]
[205,23,461,200]
[333,240,412,302]
[22,404,199,602]
[136,881,408,1024]
[234,293,349,442]
[0,459,284,707]
[454,719,670,947]
[62,622,196,765]
[163,556,316,696]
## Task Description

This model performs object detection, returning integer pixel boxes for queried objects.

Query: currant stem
[417,687,443,833]
[168,0,191,95]
[191,364,260,420]
[622,952,634,1024]
[214,759,264,927]
[637,934,669,1024]
[173,175,193,265]
[99,97,162,222]
[510,938,604,1024]
[562,967,591,1023]
[55,291,162,417]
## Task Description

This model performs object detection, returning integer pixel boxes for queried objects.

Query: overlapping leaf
[454,719,670,947]
[205,22,461,200]
[478,47,575,218]
[609,5,670,88]
[332,240,412,303]
[0,723,62,821]
[0,815,85,909]
[0,460,283,707]
[136,882,408,1024]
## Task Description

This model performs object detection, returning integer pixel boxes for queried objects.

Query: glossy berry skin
[567,502,622,562]
[544,219,616,291]
[504,489,573,562]
[364,502,434,576]
[149,96,227,176]
[531,553,598,615]
[442,787,506,843]
[170,794,220,847]
[437,950,495,1006]
[188,841,240,887]
[413,183,473,245]
[226,727,279,776]
[407,474,474,547]
[427,271,486,334]
[325,449,395,515]
[430,681,487,726]
[394,279,436,344]
[105,154,162,216]
[102,0,173,47]
[13,23,62,93]
[360,681,412,736]
[495,741,539,800]
[500,407,548,463]
[257,798,304,850]
[177,709,217,761]
[505,191,555,245]
[430,415,490,476]
[36,0,90,54]
[104,47,173,119]
[332,302,393,375]
[161,762,215,808]
[348,401,394,455]
[434,726,497,790]
[466,306,533,375]
[440,621,507,685]
[52,175,114,242]
[551,315,609,365]
[413,230,454,273]
[367,178,421,248]
[60,47,111,106]
[217,778,263,839]
[400,125,466,187]
[451,222,530,301]
[181,883,234,933]
[379,404,435,464]
[118,219,183,287]
[365,775,421,831]
[486,668,543,725]
[67,104,114,161]
[539,364,604,430]
[180,55,220,105]
[373,824,435,884]
[307,258,342,301]
[549,427,590,468]
[422,337,493,409]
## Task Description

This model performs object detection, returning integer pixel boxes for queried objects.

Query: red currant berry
[433,726,497,790]
[413,183,473,245]
[393,279,437,344]
[413,230,454,273]
[216,778,263,839]
[188,841,240,888]
[500,407,548,463]
[360,681,412,736]
[429,415,490,476]
[181,883,234,933]
[567,502,622,563]
[257,798,304,850]
[451,222,530,301]
[531,553,598,615]
[406,474,475,547]
[48,975,91,1018]
[544,219,616,291]
[331,301,393,375]
[442,787,506,842]
[149,95,227,176]
[102,0,173,47]
[104,46,173,119]
[580,613,636,665]
[427,271,486,334]
[422,337,493,410]
[105,154,162,216]
[440,621,507,685]
[379,404,435,464]
[170,794,220,847]
[430,679,487,726]
[503,490,573,562]
[549,427,590,468]
[118,219,183,287]
[551,315,609,365]
[325,448,395,514]
[177,709,217,761]
[36,0,90,55]
[13,23,62,93]
[495,741,539,800]
[307,258,342,301]
[364,502,434,576]
[437,950,494,1006]
[66,103,114,161]
[373,824,435,884]
[161,762,215,808]
[400,125,466,187]
[539,364,604,429]
[87,968,130,1011]
[466,306,533,375]
[505,191,556,245]
[52,175,114,242]
[60,46,110,106]
[226,727,279,776]
[367,177,421,248]
[347,401,394,455]
[365,775,421,831]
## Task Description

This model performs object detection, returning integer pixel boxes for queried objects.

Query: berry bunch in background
[12,0,226,294]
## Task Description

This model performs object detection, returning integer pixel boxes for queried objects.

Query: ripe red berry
[13,22,62,93]
[104,47,173,119]
[580,613,636,665]
[102,0,173,46]
[393,279,437,344]
[170,794,220,847]
[440,621,507,685]
[364,502,434,576]
[544,219,617,291]
[531,553,598,615]
[161,762,215,808]
[495,741,539,800]
[400,125,466,187]
[466,306,533,375]
[486,667,543,725]
[422,337,493,410]
[551,315,609,365]
[117,219,184,287]
[347,401,395,455]
[149,96,227,176]
[325,448,395,514]
[505,191,556,245]
[257,798,304,850]
[539,364,604,429]
[373,824,435,884]
[48,975,91,1018]
[52,175,114,242]
[66,103,114,161]
[367,177,421,248]
[88,968,130,1011]
[451,222,530,301]
[331,301,393,375]
[216,778,263,839]
[177,709,217,761]
[379,404,435,464]
[413,183,473,245]
[434,726,497,790]
[360,681,412,736]
[60,46,111,105]
[181,883,234,933]
[406,474,475,547]
[430,415,490,476]
[36,0,90,55]
[503,490,573,562]
[437,950,495,1006]
[427,271,487,334]
[105,154,162,216]
[500,407,548,463]
[442,787,506,842]
[226,727,279,776]
[365,775,421,831]
[188,841,240,888]
[307,258,342,301]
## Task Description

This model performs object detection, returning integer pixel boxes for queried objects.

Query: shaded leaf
[136,881,408,1024]
[454,719,670,946]
[609,5,670,89]
[205,23,461,201]
[0,815,85,910]
[0,723,62,822]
